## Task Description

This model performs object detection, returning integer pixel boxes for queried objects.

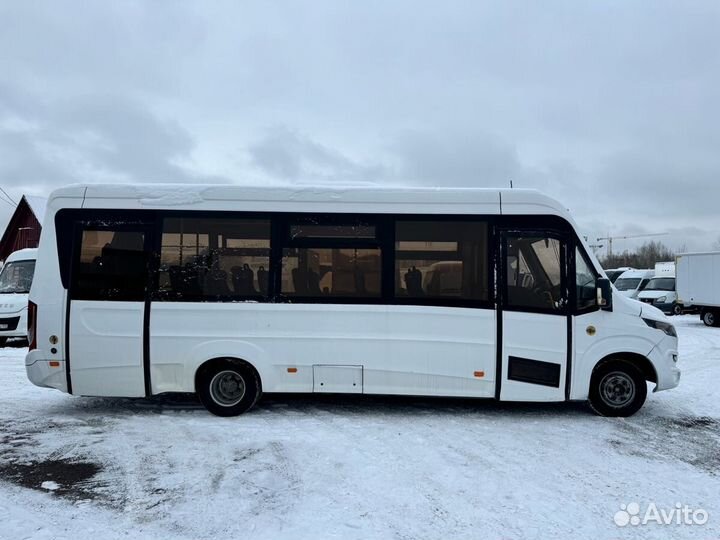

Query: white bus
[26,184,680,417]
[0,248,37,347]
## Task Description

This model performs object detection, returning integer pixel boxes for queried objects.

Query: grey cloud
[593,150,720,222]
[386,130,521,187]
[1,1,720,250]
[249,127,385,184]
[0,84,226,190]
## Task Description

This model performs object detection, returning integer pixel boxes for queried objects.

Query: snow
[137,186,208,207]
[1,316,719,539]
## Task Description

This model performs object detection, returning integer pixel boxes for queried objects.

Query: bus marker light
[49,361,60,367]
[474,371,485,378]
[287,367,298,373]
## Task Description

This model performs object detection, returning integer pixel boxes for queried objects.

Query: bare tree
[600,241,675,269]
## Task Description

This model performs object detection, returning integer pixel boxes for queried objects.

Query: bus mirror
[597,278,613,311]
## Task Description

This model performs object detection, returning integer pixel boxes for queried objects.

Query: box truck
[676,252,720,326]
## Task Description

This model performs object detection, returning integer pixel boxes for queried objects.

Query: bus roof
[48,184,571,217]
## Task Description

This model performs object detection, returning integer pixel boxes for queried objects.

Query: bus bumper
[648,336,680,392]
[25,349,68,393]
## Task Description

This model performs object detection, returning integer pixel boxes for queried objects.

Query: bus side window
[505,237,563,311]
[394,220,488,302]
[575,247,598,310]
[280,221,382,299]
[281,247,381,298]
[73,230,147,301]
[159,218,271,301]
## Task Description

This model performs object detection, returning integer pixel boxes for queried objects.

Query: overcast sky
[1,1,719,255]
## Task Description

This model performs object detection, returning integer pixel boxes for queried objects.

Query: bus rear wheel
[197,361,261,417]
[589,359,647,417]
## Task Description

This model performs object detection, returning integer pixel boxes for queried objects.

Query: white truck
[676,251,720,326]
[638,262,682,316]
[654,261,676,277]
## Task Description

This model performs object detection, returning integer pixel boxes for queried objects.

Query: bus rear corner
[25,349,69,393]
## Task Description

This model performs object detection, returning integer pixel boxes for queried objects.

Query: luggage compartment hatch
[312,365,363,393]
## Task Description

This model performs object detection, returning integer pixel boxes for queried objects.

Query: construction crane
[595,232,668,258]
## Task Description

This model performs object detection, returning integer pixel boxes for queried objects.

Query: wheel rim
[599,371,636,408]
[209,370,246,407]
[705,312,715,325]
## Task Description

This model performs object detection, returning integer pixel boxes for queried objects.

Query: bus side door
[499,231,569,401]
[68,223,153,397]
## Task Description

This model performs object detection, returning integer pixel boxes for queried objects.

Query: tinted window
[395,221,488,301]
[281,247,381,297]
[159,218,270,300]
[73,229,148,301]
[290,224,376,239]
[575,248,597,310]
[506,236,564,311]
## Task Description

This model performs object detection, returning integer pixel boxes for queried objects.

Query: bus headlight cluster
[643,318,677,338]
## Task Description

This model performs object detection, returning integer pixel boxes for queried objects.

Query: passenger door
[68,223,153,397]
[499,232,569,401]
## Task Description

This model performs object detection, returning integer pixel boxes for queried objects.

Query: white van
[0,248,37,347]
[26,184,680,417]
[604,267,634,284]
[637,276,681,316]
[614,269,655,299]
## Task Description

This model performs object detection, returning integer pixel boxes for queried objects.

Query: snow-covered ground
[1,315,718,540]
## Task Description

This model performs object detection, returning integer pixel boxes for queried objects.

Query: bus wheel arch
[587,354,654,417]
[195,357,262,416]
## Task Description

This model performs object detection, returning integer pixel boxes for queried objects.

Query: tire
[672,303,683,316]
[0,337,6,348]
[589,359,647,417]
[702,309,717,327]
[197,360,261,417]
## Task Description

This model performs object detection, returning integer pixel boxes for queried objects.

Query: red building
[0,195,46,262]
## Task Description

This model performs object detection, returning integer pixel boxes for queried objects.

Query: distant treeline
[599,241,676,269]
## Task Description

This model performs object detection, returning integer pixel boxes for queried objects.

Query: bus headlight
[655,296,667,303]
[643,318,677,338]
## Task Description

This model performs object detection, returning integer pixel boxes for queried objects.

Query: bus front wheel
[197,361,261,417]
[589,359,647,417]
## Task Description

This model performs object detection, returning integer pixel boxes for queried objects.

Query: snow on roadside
[0,316,718,540]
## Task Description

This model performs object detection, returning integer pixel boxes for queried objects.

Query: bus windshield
[644,277,675,291]
[0,260,36,294]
